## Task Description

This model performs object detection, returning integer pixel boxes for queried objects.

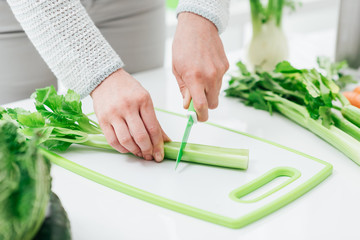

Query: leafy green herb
[226,59,360,166]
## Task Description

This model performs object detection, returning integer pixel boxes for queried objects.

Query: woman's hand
[172,12,229,122]
[91,68,170,162]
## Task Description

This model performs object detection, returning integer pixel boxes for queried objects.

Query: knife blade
[175,100,197,170]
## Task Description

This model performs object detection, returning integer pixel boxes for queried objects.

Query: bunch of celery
[248,0,299,71]
[225,57,360,165]
[2,86,248,170]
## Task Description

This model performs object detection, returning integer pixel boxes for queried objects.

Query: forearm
[7,0,123,98]
[176,0,230,34]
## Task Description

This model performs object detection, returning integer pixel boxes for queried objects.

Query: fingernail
[154,152,163,162]
[145,155,153,161]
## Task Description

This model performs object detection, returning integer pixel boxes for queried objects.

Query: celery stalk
[273,99,360,165]
[331,112,360,141]
[341,105,360,128]
[83,136,249,170]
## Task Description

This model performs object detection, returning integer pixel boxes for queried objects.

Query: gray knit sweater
[6,0,230,98]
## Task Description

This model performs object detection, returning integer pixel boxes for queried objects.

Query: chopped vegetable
[225,58,360,166]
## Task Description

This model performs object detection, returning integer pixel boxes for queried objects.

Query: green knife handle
[187,99,198,123]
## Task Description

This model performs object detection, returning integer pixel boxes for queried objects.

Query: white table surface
[4,42,360,240]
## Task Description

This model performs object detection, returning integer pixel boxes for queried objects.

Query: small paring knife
[175,99,198,170]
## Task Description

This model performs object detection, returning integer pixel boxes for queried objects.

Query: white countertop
[5,61,360,240]
[4,27,360,239]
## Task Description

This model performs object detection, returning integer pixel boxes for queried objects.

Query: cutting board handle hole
[229,167,301,203]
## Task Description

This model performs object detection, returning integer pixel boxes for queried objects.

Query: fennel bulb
[247,0,298,71]
[247,19,288,71]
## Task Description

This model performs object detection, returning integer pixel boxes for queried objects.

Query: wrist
[177,12,218,32]
[90,68,126,98]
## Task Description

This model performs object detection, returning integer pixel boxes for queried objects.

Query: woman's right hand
[91,68,170,162]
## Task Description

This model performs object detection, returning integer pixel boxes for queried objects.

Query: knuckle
[127,147,139,154]
[119,136,132,146]
[224,60,230,71]
[142,146,153,155]
[118,99,132,111]
[185,70,203,81]
[98,116,108,125]
[147,125,159,136]
[196,100,207,111]
[206,68,218,79]
[209,100,219,109]
[122,100,132,109]
[137,91,150,103]
[135,132,148,143]
[108,138,119,148]
[118,148,128,154]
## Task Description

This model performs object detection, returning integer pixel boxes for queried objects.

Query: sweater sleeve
[176,0,230,34]
[6,0,124,99]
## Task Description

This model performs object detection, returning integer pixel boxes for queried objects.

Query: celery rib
[82,135,249,170]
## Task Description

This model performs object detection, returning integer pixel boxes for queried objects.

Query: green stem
[274,101,360,165]
[337,93,350,107]
[331,112,360,141]
[332,105,342,111]
[249,0,264,34]
[341,105,360,128]
[83,135,249,170]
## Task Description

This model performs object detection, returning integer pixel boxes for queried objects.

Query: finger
[140,105,164,162]
[100,122,129,154]
[188,85,209,122]
[126,114,153,161]
[112,119,142,157]
[205,80,221,109]
[173,68,191,108]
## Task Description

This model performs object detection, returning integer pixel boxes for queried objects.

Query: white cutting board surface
[59,110,332,228]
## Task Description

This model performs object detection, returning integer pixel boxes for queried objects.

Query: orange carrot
[343,91,360,108]
[354,86,360,94]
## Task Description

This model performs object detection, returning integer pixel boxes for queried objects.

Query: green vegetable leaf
[236,61,251,76]
[17,112,45,128]
[319,106,333,128]
[43,140,73,151]
[275,61,302,74]
[32,86,101,134]
[337,74,357,89]
[246,91,273,114]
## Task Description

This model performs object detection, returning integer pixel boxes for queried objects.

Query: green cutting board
[47,109,332,229]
